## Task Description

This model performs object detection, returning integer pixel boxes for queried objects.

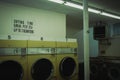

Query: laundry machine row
[90,57,120,80]
[103,57,120,80]
[27,41,79,80]
[0,40,79,80]
[0,40,57,80]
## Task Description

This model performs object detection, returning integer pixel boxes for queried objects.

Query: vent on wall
[93,22,120,40]
[93,25,111,40]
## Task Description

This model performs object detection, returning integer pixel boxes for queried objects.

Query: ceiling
[0,0,120,28]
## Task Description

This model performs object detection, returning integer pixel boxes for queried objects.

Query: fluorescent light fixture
[101,12,120,20]
[65,2,101,14]
[48,0,120,20]
[49,0,100,14]
[48,0,64,4]
[65,2,83,10]
[88,8,101,14]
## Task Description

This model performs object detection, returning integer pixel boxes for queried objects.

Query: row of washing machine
[0,40,79,80]
[78,57,120,80]
[90,57,120,80]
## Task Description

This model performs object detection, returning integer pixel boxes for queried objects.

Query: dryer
[56,42,78,80]
[27,40,57,80]
[0,40,27,80]
[105,59,120,80]
[90,58,107,80]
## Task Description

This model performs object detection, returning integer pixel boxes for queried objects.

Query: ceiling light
[65,2,83,10]
[101,12,120,20]
[48,0,120,20]
[48,0,100,14]
[48,0,64,4]
[88,8,101,14]
[65,2,101,14]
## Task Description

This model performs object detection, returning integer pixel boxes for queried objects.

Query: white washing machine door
[0,60,23,80]
[59,57,76,79]
[31,58,54,80]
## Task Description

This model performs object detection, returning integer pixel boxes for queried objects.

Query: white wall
[99,38,120,57]
[76,27,99,63]
[0,2,66,41]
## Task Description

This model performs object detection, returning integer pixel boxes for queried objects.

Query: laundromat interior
[0,0,120,80]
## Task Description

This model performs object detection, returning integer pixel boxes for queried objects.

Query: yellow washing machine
[56,41,79,80]
[27,40,57,80]
[0,40,27,80]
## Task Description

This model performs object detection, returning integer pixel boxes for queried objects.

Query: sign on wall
[13,19,34,34]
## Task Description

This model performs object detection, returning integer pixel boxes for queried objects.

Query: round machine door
[107,65,120,80]
[31,58,54,80]
[59,57,76,79]
[0,60,23,80]
[90,63,100,80]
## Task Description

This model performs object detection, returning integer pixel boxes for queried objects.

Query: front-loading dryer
[0,40,27,80]
[27,40,57,80]
[56,42,78,80]
[105,59,120,80]
[90,58,107,80]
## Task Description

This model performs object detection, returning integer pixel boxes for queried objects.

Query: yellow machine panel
[56,42,69,48]
[0,40,27,48]
[27,40,44,47]
[28,40,56,48]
